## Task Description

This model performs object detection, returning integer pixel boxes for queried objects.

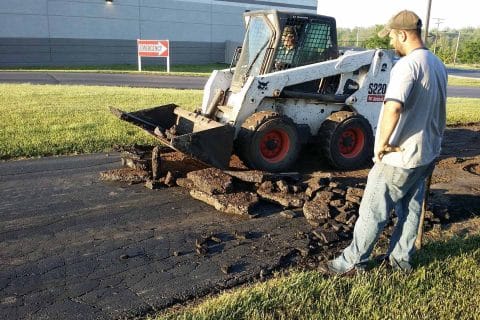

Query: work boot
[389,257,413,274]
[376,255,413,274]
[318,259,366,276]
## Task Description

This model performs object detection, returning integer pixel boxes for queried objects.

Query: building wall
[0,0,316,66]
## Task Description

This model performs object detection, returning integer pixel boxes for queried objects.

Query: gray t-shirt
[375,48,447,168]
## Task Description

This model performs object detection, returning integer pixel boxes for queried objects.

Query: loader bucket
[110,105,235,169]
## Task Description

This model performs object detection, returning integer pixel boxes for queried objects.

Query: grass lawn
[448,76,480,87]
[0,84,479,160]
[0,84,200,159]
[446,97,480,125]
[446,63,480,70]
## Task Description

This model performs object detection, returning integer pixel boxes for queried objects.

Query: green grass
[0,84,478,160]
[0,84,201,159]
[157,235,480,320]
[446,63,480,70]
[446,97,480,125]
[0,63,229,77]
[448,76,480,87]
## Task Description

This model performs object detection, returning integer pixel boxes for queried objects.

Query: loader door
[231,15,275,92]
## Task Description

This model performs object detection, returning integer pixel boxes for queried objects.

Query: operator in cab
[274,26,297,70]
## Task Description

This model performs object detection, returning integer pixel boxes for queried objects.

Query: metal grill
[297,23,334,64]
[274,21,336,70]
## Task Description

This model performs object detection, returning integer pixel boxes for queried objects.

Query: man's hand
[376,100,403,162]
[376,144,402,161]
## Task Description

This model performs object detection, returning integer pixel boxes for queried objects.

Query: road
[0,72,206,89]
[447,67,480,78]
[0,71,479,98]
[0,153,312,319]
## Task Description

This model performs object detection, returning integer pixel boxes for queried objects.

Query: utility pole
[424,0,432,45]
[432,17,444,54]
[454,31,461,65]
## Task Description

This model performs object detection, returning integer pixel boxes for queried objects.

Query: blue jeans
[329,161,435,273]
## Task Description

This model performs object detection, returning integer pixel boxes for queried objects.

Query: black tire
[237,111,300,172]
[319,111,374,170]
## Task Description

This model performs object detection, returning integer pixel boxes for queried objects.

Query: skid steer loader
[111,10,394,172]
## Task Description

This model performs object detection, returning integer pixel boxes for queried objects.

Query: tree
[458,39,480,64]
[337,25,480,64]
[363,25,390,49]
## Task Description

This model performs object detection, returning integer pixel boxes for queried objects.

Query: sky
[317,0,478,30]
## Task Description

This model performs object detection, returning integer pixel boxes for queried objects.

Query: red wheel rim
[259,129,290,163]
[338,127,365,158]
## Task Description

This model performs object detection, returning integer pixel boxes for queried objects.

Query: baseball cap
[378,10,422,37]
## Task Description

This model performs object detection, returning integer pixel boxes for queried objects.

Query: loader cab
[230,10,338,92]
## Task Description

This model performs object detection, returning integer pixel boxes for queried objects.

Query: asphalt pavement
[447,67,480,78]
[0,153,312,319]
[0,71,207,89]
[0,71,479,98]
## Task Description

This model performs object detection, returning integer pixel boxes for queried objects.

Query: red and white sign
[137,39,170,72]
[367,94,385,102]
[137,40,169,57]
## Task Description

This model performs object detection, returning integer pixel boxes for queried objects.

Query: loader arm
[260,49,376,88]
[232,49,392,132]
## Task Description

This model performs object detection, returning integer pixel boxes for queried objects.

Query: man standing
[327,10,448,274]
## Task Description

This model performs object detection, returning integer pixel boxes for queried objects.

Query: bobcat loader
[111,10,394,172]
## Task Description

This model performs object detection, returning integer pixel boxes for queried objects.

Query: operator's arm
[376,100,402,161]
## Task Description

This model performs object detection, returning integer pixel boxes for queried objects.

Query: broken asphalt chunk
[164,171,176,187]
[189,189,258,216]
[313,228,340,244]
[346,187,365,198]
[305,175,331,198]
[345,194,362,205]
[276,180,289,193]
[187,168,233,195]
[303,198,331,221]
[334,211,352,224]
[176,178,194,189]
[280,210,298,219]
[257,182,306,208]
[100,168,149,184]
[223,170,266,183]
[151,146,162,180]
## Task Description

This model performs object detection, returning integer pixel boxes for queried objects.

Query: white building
[0,0,316,66]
